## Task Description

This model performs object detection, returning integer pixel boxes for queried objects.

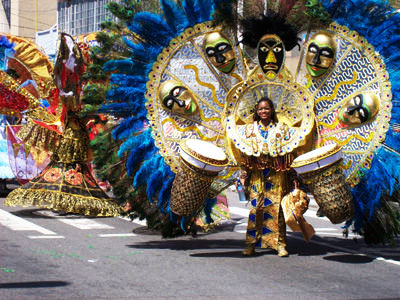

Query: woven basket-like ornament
[291,143,354,224]
[300,162,354,224]
[170,161,216,216]
[170,139,228,216]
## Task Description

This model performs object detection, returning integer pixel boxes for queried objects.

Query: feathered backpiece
[100,0,400,245]
[100,0,236,235]
[298,0,400,243]
[334,0,400,244]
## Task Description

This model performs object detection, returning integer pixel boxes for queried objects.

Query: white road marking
[131,218,147,226]
[229,206,249,217]
[98,233,136,237]
[58,218,114,230]
[0,209,56,235]
[33,210,115,230]
[303,209,330,221]
[315,232,357,238]
[28,235,65,239]
[314,228,338,231]
[119,216,147,226]
[235,222,247,226]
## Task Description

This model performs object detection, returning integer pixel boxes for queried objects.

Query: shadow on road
[323,254,374,263]
[0,281,70,289]
[9,208,111,219]
[128,234,400,263]
[127,238,244,251]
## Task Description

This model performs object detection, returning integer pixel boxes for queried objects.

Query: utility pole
[35,0,38,33]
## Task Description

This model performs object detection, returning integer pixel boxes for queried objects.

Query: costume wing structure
[0,117,14,180]
[3,34,54,100]
[0,35,64,183]
[102,0,241,233]
[303,0,400,243]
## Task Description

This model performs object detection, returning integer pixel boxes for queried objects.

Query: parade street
[1,189,399,300]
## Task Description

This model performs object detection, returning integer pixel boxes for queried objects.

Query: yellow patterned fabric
[6,116,122,217]
[245,169,289,251]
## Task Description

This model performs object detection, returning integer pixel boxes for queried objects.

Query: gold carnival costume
[95,0,400,244]
[226,94,312,256]
[4,33,122,216]
[5,115,121,216]
[237,121,296,255]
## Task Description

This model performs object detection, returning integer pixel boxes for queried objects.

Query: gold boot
[241,245,256,256]
[277,245,288,257]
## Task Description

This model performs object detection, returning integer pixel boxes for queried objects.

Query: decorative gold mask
[159,80,198,115]
[203,32,236,74]
[338,92,380,125]
[306,32,336,77]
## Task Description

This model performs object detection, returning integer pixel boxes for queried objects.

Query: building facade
[58,0,115,36]
[0,0,57,40]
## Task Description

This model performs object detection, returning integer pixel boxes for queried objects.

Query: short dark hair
[253,97,277,123]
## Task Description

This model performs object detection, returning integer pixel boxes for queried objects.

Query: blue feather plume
[197,0,213,22]
[182,0,201,26]
[109,74,147,87]
[112,117,147,140]
[133,155,163,188]
[203,197,217,224]
[161,0,189,34]
[118,129,154,157]
[130,12,174,47]
[158,175,175,212]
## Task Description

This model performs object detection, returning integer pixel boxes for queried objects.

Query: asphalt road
[1,188,399,300]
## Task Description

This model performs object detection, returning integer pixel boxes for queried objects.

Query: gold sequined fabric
[5,161,122,217]
[54,119,88,163]
[17,120,59,153]
[238,152,294,172]
[6,116,122,217]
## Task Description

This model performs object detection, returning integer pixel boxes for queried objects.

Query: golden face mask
[203,32,236,74]
[306,32,336,77]
[159,80,198,115]
[338,92,380,125]
[257,34,285,80]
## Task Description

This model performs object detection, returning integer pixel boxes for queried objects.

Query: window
[58,0,118,36]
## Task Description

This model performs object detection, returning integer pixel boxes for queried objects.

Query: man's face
[204,32,236,74]
[159,80,198,115]
[338,93,379,125]
[306,32,336,77]
[257,34,284,80]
